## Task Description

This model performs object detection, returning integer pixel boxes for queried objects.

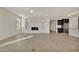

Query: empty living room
[0,7,79,52]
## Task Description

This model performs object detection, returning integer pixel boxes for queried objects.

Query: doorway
[57,19,69,33]
[50,20,56,33]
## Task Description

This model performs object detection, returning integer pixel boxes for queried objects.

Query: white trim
[23,31,49,33]
[69,34,79,38]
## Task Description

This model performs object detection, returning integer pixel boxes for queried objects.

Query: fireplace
[31,27,39,30]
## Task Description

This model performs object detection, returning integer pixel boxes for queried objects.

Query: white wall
[22,16,49,33]
[69,17,79,38]
[0,8,20,39]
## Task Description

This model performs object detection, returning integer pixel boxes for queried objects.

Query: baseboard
[0,32,21,40]
[69,34,79,38]
[23,30,50,33]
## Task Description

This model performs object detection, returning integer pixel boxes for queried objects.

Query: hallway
[0,33,79,52]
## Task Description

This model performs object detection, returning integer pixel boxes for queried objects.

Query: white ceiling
[4,7,79,19]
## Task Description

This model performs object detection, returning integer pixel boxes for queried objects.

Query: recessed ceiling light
[30,10,33,13]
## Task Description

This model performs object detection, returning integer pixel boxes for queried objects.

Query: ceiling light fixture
[30,10,34,13]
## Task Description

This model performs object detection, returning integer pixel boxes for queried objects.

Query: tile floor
[0,33,79,52]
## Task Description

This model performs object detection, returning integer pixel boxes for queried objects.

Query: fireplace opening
[31,27,39,30]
